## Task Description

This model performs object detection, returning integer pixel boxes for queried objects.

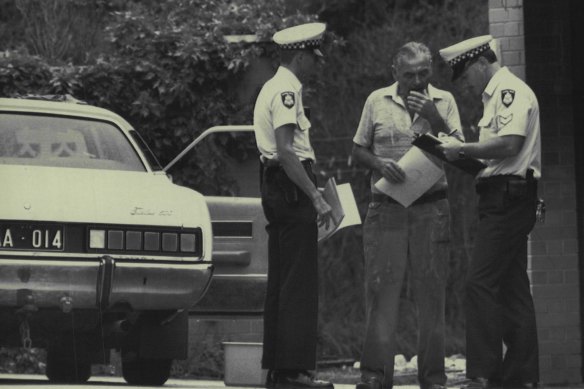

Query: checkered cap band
[279,39,322,50]
[448,43,491,66]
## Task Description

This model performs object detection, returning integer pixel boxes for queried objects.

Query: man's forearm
[352,144,382,173]
[461,135,524,159]
[279,150,321,201]
[427,115,448,136]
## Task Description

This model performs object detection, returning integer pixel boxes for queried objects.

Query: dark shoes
[355,375,383,389]
[266,370,277,388]
[270,370,333,389]
[462,378,498,389]
[462,378,537,389]
[504,382,538,389]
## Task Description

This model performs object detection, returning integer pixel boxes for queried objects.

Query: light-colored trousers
[360,198,450,389]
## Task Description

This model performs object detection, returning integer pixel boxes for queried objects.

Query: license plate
[0,223,64,251]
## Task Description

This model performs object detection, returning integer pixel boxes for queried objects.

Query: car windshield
[0,113,145,171]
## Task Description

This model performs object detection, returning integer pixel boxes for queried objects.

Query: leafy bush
[2,0,317,194]
[0,348,45,374]
[0,53,52,96]
[0,0,490,374]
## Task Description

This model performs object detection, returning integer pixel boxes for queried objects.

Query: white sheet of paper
[374,147,444,207]
[318,183,362,242]
[336,183,361,230]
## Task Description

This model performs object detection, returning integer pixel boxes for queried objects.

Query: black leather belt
[261,158,313,169]
[371,190,447,206]
[476,174,536,195]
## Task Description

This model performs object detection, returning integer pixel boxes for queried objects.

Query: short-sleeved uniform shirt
[353,82,462,193]
[476,67,541,179]
[253,66,315,162]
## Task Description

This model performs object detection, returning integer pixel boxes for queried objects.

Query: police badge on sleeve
[281,92,295,109]
[501,89,515,107]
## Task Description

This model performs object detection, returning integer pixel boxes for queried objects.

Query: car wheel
[122,352,172,386]
[45,340,91,383]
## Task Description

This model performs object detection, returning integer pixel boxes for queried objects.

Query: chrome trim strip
[212,274,267,278]
[0,258,210,269]
[117,262,212,269]
[0,251,203,261]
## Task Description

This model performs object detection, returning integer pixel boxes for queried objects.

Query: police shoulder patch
[501,89,515,108]
[281,91,295,109]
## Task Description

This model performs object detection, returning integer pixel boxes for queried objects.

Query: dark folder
[412,133,487,176]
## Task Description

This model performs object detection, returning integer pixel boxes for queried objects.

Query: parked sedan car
[0,95,214,385]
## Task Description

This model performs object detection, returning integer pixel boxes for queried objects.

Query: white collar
[276,66,302,89]
[483,67,510,97]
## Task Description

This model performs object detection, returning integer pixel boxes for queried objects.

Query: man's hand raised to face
[406,91,440,121]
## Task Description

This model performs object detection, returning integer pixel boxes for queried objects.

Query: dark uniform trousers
[466,174,539,383]
[260,160,319,371]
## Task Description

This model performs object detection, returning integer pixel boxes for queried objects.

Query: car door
[166,126,268,315]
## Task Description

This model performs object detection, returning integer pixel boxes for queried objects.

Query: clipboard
[412,133,486,176]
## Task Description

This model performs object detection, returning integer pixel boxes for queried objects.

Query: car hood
[1,165,208,228]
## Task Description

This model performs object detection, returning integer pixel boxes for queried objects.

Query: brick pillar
[489,0,583,384]
[489,0,525,80]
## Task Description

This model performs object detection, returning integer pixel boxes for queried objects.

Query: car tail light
[180,233,196,252]
[89,230,106,249]
[108,230,124,250]
[87,225,200,257]
[125,231,142,250]
[144,232,160,251]
[162,233,178,252]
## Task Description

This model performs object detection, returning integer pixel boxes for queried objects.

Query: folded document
[318,178,362,242]
[374,146,444,207]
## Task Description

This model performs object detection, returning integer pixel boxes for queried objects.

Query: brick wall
[489,0,583,384]
[489,0,525,80]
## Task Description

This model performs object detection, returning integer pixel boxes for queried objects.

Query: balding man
[352,41,462,389]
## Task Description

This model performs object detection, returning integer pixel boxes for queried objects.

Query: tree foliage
[8,0,110,64]
[92,0,316,193]
[0,0,490,367]
[1,0,318,194]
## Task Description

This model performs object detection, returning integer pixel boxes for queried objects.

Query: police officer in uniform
[437,35,541,388]
[253,22,334,389]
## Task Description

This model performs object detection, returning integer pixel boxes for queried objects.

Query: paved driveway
[0,374,421,389]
